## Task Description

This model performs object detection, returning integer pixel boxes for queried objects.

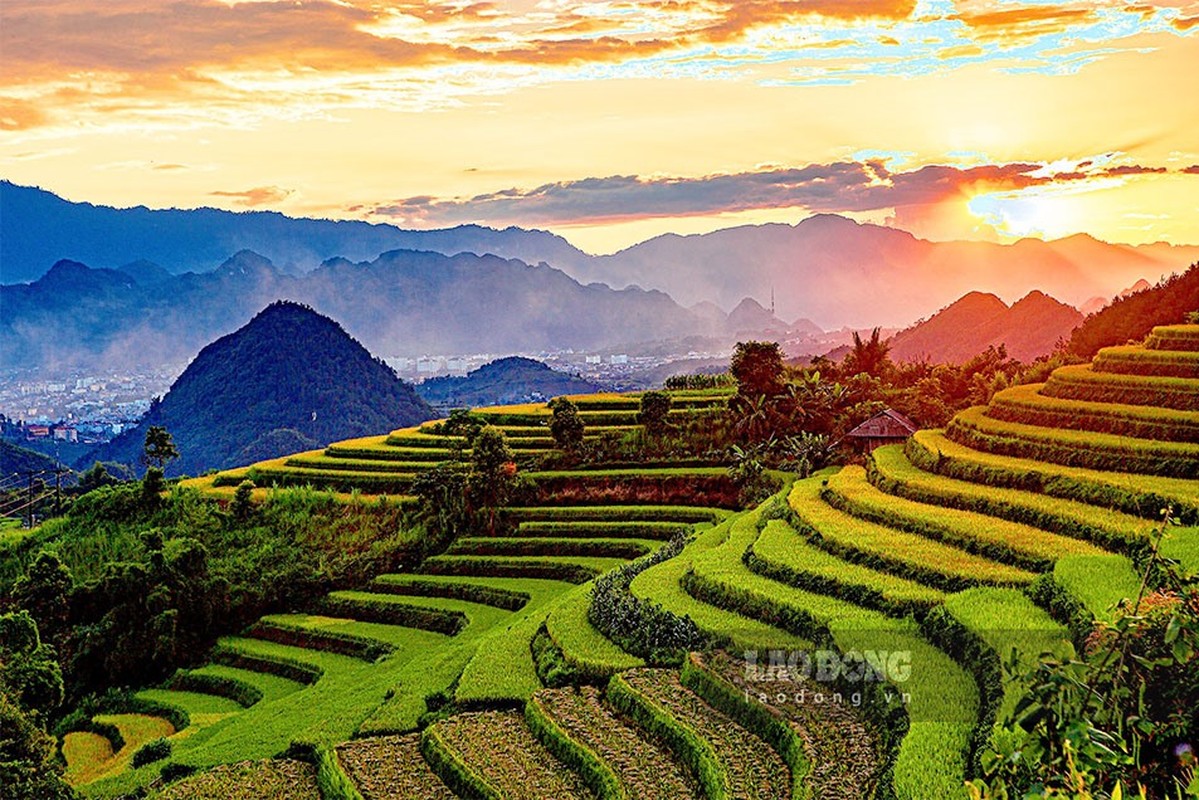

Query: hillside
[0,440,64,479]
[89,302,434,476]
[889,290,1083,363]
[0,181,591,283]
[65,339,1194,799]
[416,357,603,407]
[0,250,717,374]
[1068,262,1199,358]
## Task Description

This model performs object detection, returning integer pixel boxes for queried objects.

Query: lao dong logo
[743,648,913,684]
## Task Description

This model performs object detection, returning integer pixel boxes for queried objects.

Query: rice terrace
[5,321,1198,799]
[4,1,1199,797]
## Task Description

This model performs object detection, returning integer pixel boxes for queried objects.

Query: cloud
[210,186,292,206]
[2,0,1192,135]
[952,5,1096,35]
[1101,165,1168,176]
[366,158,1192,229]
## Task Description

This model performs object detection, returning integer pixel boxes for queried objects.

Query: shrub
[549,398,586,451]
[131,737,172,768]
[588,535,708,662]
[638,391,673,436]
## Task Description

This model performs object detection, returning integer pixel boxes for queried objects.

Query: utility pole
[55,467,63,516]
[26,470,34,529]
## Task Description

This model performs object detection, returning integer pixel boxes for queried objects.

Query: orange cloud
[210,186,292,206]
[1172,15,1199,31]
[0,0,465,80]
[1,0,921,82]
[952,5,1097,41]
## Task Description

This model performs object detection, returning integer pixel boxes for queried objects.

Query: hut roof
[843,408,918,440]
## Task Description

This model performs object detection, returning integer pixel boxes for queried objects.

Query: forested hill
[1068,262,1199,357]
[416,357,603,407]
[90,302,434,476]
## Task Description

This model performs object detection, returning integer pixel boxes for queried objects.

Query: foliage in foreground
[971,514,1199,799]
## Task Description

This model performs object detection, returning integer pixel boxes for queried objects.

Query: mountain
[576,215,1199,329]
[0,180,591,283]
[88,302,434,476]
[117,260,174,286]
[1067,263,1199,358]
[7,183,1199,334]
[1079,278,1155,316]
[726,297,788,333]
[416,357,604,407]
[889,290,1082,364]
[0,250,712,374]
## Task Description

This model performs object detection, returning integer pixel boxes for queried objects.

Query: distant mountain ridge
[89,302,434,475]
[889,290,1083,363]
[416,357,603,407]
[579,214,1199,328]
[0,180,592,283]
[4,182,1198,334]
[0,250,718,374]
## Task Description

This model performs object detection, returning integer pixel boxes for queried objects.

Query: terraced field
[70,336,1199,799]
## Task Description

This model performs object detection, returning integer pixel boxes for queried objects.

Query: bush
[159,761,196,783]
[549,398,585,451]
[588,535,708,662]
[638,391,672,436]
[131,737,172,768]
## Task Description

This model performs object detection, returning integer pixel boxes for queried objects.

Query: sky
[2,0,1197,254]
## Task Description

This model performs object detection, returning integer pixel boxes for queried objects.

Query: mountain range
[0,181,590,283]
[888,291,1083,364]
[0,251,720,374]
[576,215,1199,328]
[5,181,1198,333]
[90,302,434,476]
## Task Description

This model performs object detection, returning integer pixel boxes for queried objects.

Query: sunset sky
[2,0,1197,254]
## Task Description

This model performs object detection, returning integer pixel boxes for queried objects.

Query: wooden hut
[840,408,918,453]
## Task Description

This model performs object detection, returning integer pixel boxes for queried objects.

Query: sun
[966,184,1093,242]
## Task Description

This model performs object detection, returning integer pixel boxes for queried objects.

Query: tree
[231,480,255,521]
[10,551,73,650]
[0,611,64,715]
[412,464,470,546]
[842,328,893,379]
[730,341,786,399]
[78,462,116,493]
[638,391,672,436]
[549,397,585,451]
[0,692,75,800]
[142,425,180,471]
[467,427,517,535]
